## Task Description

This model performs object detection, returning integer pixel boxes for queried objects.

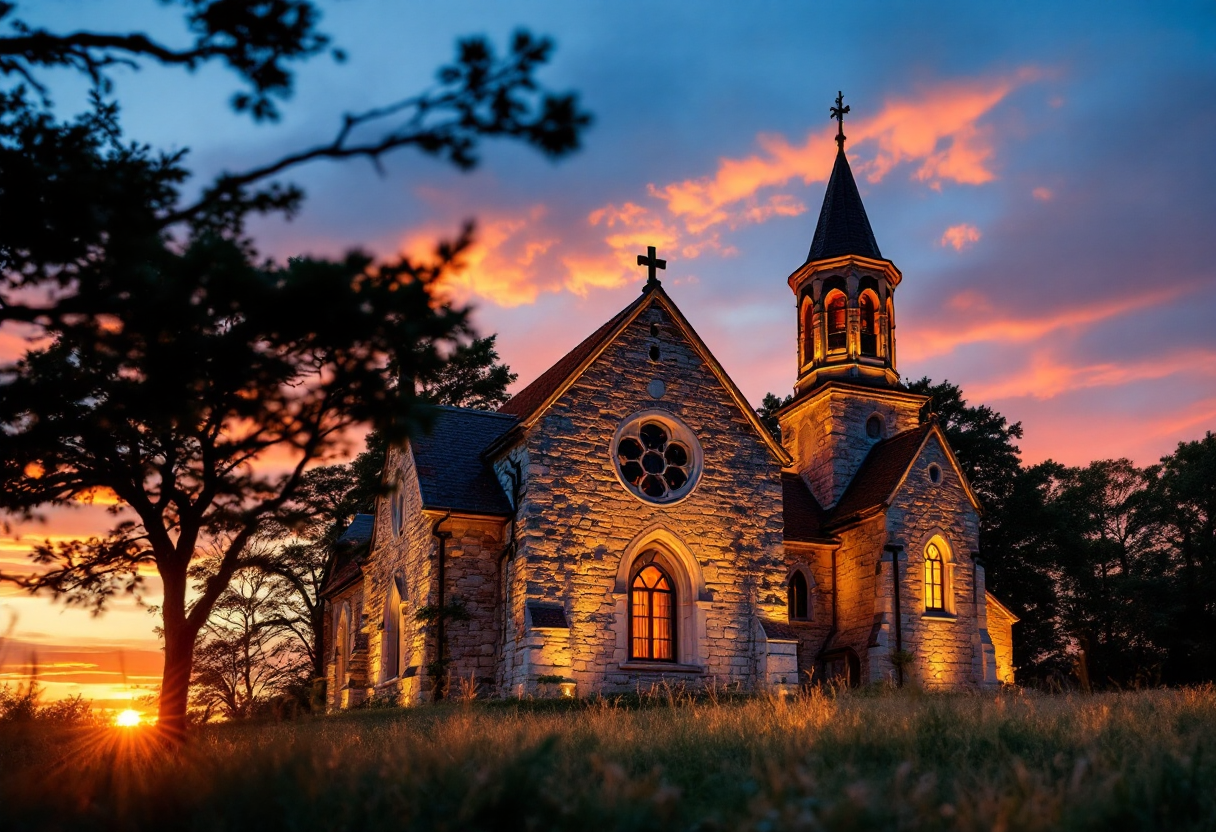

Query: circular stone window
[612,411,703,504]
[927,463,942,484]
[865,414,884,439]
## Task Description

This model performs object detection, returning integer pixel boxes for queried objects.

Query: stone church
[322,127,1018,708]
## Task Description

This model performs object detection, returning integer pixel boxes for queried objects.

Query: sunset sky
[3,1,1215,707]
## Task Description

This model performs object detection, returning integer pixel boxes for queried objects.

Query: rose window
[613,412,702,504]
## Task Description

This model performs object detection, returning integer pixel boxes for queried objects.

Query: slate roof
[828,423,933,525]
[323,513,375,596]
[527,603,570,629]
[499,292,648,421]
[759,619,800,641]
[806,149,883,263]
[413,406,516,516]
[782,473,832,543]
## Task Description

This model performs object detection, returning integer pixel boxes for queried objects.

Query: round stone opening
[612,411,703,504]
[928,463,942,484]
[865,414,884,439]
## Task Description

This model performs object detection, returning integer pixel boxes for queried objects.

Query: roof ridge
[429,404,519,419]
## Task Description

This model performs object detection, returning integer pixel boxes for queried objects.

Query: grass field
[3,686,1216,831]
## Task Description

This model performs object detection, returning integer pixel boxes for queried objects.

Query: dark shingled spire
[806,149,882,263]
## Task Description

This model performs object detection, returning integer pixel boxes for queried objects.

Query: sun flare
[115,709,142,727]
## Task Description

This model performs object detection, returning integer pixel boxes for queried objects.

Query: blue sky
[4,0,1215,704]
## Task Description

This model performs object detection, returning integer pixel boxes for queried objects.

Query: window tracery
[925,542,945,612]
[613,412,702,504]
[630,563,675,661]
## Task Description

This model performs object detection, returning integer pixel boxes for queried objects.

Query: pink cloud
[968,349,1216,402]
[940,223,982,250]
[904,284,1191,362]
[649,68,1044,233]
[1033,186,1054,201]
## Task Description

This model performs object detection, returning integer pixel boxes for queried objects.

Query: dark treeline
[910,379,1216,688]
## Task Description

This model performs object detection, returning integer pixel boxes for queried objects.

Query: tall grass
[2,687,1215,831]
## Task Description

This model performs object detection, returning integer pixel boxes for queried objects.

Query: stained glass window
[630,564,675,661]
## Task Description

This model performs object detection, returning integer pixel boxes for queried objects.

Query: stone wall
[987,593,1017,685]
[783,543,836,684]
[884,432,990,689]
[829,515,889,683]
[498,297,788,695]
[780,386,925,509]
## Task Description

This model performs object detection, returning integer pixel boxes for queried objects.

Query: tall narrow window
[336,604,351,688]
[826,291,847,352]
[630,564,675,661]
[788,572,809,621]
[800,298,814,366]
[382,581,402,681]
[925,543,945,612]
[859,291,878,356]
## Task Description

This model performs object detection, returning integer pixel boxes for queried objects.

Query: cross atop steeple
[637,245,666,292]
[830,91,850,151]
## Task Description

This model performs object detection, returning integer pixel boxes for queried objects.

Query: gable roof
[412,406,516,516]
[826,421,983,527]
[497,286,791,466]
[782,473,833,543]
[322,512,374,596]
[807,149,883,263]
[498,293,647,420]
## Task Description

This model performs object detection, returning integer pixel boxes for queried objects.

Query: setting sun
[115,709,142,728]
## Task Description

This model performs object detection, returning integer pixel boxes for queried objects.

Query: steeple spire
[806,93,881,263]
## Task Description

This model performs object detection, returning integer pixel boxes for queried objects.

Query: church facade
[322,134,1018,708]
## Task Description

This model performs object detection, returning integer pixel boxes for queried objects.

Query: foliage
[0,680,97,726]
[756,392,792,441]
[189,546,311,722]
[0,1,590,737]
[3,690,1216,829]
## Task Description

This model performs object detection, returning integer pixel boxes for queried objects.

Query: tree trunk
[158,625,197,741]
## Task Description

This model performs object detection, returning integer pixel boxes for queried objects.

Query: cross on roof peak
[830,91,850,152]
[637,245,666,292]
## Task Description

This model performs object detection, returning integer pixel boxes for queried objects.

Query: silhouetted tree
[0,2,590,739]
[757,392,793,442]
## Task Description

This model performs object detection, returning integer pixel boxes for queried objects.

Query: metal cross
[831,90,850,151]
[637,245,666,289]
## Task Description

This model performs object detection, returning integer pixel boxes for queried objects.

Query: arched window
[825,291,847,352]
[885,298,895,362]
[925,542,945,612]
[788,571,809,621]
[381,580,402,681]
[335,604,351,689]
[859,291,879,356]
[630,563,675,661]
[800,297,814,366]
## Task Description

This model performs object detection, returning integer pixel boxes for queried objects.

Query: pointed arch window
[826,291,847,352]
[335,604,352,689]
[630,563,676,661]
[800,297,814,366]
[859,291,879,356]
[924,542,945,612]
[381,579,403,681]
[885,298,895,362]
[788,571,809,621]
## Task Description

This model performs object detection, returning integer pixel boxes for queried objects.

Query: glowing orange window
[859,292,878,356]
[925,543,945,612]
[630,564,675,661]
[826,292,847,351]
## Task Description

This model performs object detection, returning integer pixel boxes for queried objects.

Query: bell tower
[789,92,901,394]
[778,94,927,509]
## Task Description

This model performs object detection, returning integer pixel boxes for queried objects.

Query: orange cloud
[905,284,1190,362]
[399,207,560,308]
[940,224,981,250]
[650,68,1043,233]
[968,349,1216,402]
